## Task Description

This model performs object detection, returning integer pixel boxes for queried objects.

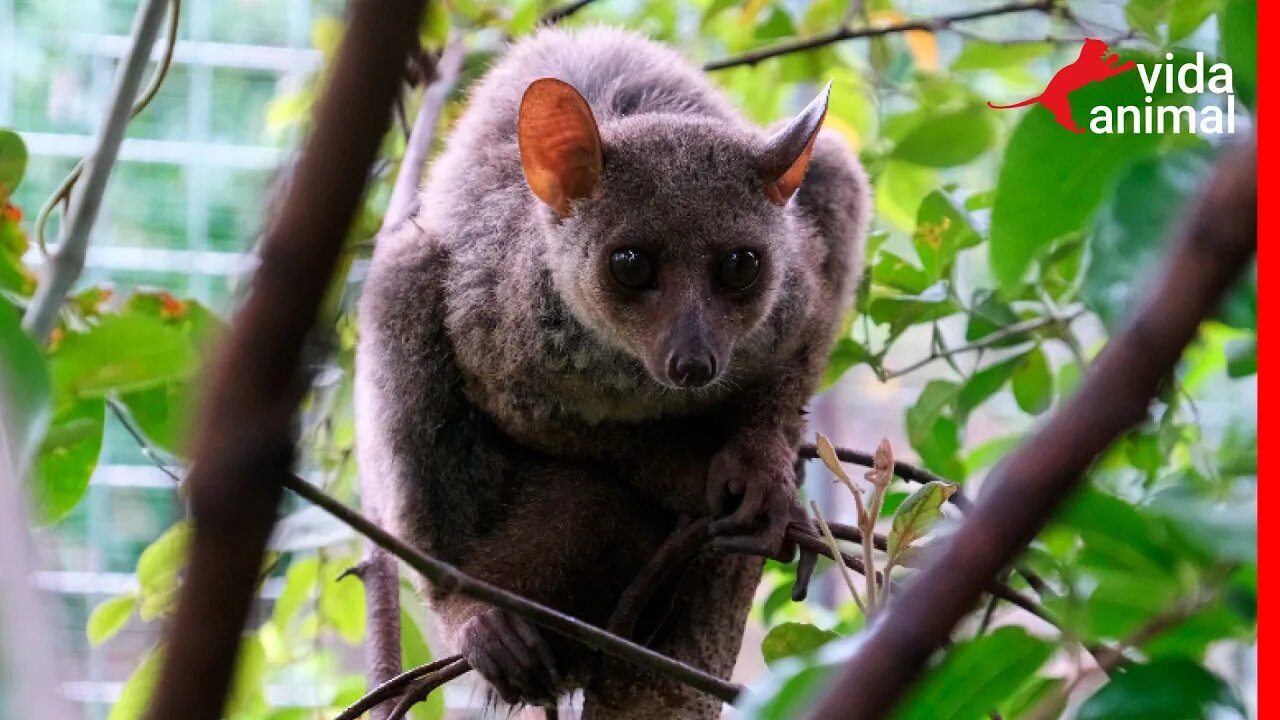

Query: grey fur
[357,25,869,718]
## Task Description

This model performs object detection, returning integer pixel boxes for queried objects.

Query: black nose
[667,353,717,388]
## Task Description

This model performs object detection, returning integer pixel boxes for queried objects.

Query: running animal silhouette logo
[987,38,1135,133]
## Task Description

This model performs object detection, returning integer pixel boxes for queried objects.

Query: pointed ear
[758,82,831,206]
[518,78,604,217]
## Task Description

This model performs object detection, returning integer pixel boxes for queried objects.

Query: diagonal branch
[281,473,744,704]
[144,2,428,719]
[23,0,173,341]
[805,140,1257,720]
[703,0,1057,72]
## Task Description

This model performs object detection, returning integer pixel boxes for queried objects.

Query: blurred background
[0,0,1256,718]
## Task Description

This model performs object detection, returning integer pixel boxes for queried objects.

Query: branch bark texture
[806,140,1257,720]
[144,2,426,718]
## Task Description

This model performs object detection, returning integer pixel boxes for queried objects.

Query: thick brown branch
[806,140,1257,720]
[703,0,1056,72]
[144,2,427,719]
[281,474,743,704]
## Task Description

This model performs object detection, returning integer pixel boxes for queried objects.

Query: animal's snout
[666,352,717,388]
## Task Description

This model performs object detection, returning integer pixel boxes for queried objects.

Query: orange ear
[759,82,831,206]
[518,78,604,216]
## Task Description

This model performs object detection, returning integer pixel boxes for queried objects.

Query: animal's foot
[707,433,799,561]
[459,607,561,706]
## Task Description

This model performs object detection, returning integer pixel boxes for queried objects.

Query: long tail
[987,96,1040,109]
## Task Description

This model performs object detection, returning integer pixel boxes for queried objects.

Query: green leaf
[1011,347,1053,415]
[869,282,959,339]
[0,210,37,296]
[119,381,194,458]
[761,623,840,667]
[1222,0,1256,107]
[913,190,982,281]
[50,311,200,406]
[109,646,162,720]
[271,556,319,631]
[964,290,1025,346]
[989,52,1169,293]
[905,380,960,448]
[321,557,366,644]
[0,129,28,203]
[1169,0,1222,41]
[875,160,936,231]
[822,337,869,387]
[1127,0,1174,41]
[1054,489,1180,577]
[87,594,137,646]
[893,627,1054,720]
[887,481,956,565]
[952,41,1052,70]
[956,357,1019,419]
[871,251,932,294]
[1078,658,1244,720]
[0,301,51,475]
[1085,149,1213,329]
[892,108,993,168]
[226,635,269,718]
[30,398,105,525]
[136,521,191,620]
[1149,487,1256,563]
[1225,337,1257,377]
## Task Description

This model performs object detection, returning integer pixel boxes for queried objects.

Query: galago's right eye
[609,249,657,290]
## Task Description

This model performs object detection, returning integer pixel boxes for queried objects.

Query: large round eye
[717,250,761,290]
[609,249,657,290]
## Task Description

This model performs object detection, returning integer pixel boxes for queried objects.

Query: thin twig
[23,0,173,341]
[334,655,464,720]
[33,0,183,258]
[541,0,600,24]
[703,0,1057,71]
[881,310,1084,380]
[810,504,868,614]
[281,473,743,704]
[381,38,465,234]
[386,658,472,720]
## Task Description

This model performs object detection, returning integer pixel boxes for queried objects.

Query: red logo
[987,39,1136,133]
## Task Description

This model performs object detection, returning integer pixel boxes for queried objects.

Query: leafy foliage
[0,0,1255,718]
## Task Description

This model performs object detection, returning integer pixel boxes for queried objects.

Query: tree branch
[703,0,1057,72]
[386,659,471,720]
[23,0,172,341]
[881,310,1084,380]
[33,0,182,257]
[359,38,466,720]
[541,0,600,24]
[334,656,463,720]
[380,38,465,235]
[805,140,1257,720]
[281,473,743,704]
[144,2,428,718]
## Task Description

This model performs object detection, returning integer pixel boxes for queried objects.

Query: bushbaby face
[518,79,829,390]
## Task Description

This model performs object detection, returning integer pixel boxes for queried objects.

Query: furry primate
[357,27,868,718]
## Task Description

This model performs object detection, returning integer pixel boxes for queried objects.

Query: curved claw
[792,547,818,602]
